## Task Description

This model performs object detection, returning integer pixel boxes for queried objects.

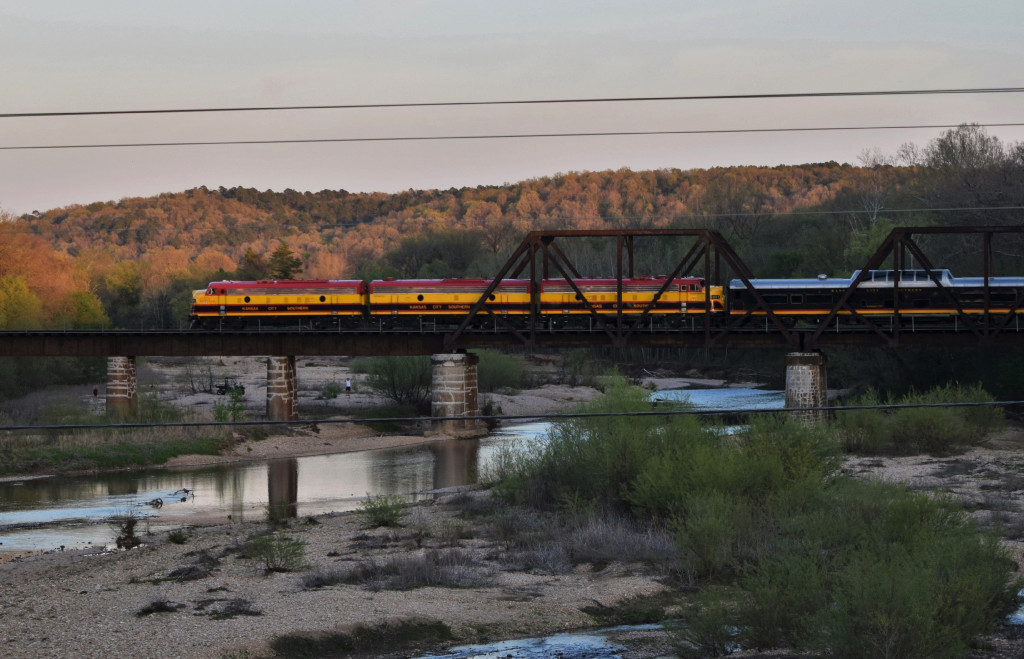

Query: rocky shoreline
[0,488,676,658]
[5,358,1024,657]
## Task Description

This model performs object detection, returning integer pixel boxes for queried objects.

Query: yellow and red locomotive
[189,276,723,330]
[190,280,366,330]
[189,269,1021,330]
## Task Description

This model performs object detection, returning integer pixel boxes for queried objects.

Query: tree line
[1,123,1022,334]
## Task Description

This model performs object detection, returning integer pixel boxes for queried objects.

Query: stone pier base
[266,356,298,421]
[106,356,137,418]
[785,352,827,424]
[431,353,484,436]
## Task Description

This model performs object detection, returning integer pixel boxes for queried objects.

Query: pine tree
[269,242,303,279]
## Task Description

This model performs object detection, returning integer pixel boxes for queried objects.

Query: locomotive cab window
[790,294,803,305]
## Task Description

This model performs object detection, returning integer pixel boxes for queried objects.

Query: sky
[1,0,1023,215]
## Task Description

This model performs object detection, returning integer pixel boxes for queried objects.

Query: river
[0,388,781,553]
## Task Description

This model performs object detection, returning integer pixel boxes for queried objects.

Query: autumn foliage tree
[6,127,1023,331]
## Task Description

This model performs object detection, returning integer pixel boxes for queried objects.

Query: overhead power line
[4,121,1024,151]
[0,399,1019,432]
[2,86,1023,119]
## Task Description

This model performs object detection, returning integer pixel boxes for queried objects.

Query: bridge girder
[0,225,1022,356]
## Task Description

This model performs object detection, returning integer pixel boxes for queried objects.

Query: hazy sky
[2,0,1023,214]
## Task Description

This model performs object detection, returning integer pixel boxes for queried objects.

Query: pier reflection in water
[267,458,299,520]
[0,426,536,553]
[1,388,774,553]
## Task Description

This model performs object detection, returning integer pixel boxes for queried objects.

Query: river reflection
[1,388,774,553]
[0,427,542,553]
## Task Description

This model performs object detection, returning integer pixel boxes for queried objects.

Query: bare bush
[501,546,573,574]
[311,549,493,591]
[565,513,678,569]
[110,505,142,549]
[136,600,185,616]
[184,361,214,394]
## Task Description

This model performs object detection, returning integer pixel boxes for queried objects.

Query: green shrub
[739,480,1019,657]
[356,494,407,527]
[834,389,893,453]
[492,379,1019,656]
[497,378,705,509]
[321,381,342,399]
[480,398,503,431]
[560,348,603,387]
[167,528,188,545]
[360,356,432,413]
[671,491,755,579]
[351,404,417,433]
[835,383,1003,454]
[213,387,246,422]
[241,533,306,573]
[473,349,523,392]
[671,587,741,658]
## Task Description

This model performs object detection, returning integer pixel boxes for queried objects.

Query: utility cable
[3,122,1024,151]
[0,399,1019,432]
[3,86,1023,119]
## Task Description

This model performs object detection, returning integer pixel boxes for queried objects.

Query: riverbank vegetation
[352,349,527,414]
[0,395,227,475]
[836,383,1004,454]
[488,379,1020,657]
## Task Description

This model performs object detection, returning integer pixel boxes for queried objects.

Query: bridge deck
[0,326,1020,357]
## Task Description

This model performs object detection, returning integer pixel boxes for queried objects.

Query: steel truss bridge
[0,225,1022,358]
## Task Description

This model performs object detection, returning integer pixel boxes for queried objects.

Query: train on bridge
[189,269,1023,331]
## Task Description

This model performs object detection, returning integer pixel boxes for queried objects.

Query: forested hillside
[1,124,1022,333]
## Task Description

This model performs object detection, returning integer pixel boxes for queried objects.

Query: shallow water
[651,386,784,411]
[0,388,772,553]
[0,426,544,552]
[411,624,663,659]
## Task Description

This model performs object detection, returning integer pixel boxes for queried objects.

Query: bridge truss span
[444,225,1024,351]
[0,225,1023,357]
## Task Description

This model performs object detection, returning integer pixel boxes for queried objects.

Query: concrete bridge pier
[431,353,484,436]
[106,356,137,418]
[266,356,299,421]
[785,352,828,424]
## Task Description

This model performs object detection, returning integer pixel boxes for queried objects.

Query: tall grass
[489,379,1019,656]
[0,394,227,474]
[835,383,1003,454]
